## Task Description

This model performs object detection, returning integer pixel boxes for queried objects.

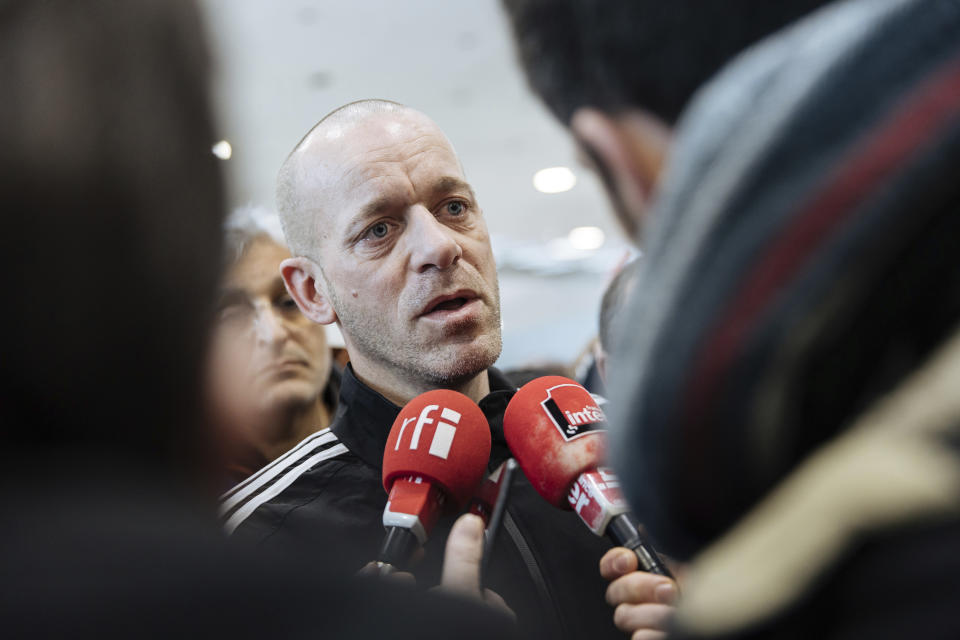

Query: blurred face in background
[208,236,332,428]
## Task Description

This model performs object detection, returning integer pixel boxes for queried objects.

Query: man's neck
[351,363,491,407]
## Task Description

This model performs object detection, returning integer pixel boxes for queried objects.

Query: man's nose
[252,301,289,346]
[407,206,463,272]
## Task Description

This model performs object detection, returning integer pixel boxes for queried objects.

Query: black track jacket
[220,365,623,640]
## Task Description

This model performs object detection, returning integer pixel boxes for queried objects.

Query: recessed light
[568,226,605,251]
[533,167,576,193]
[211,140,232,160]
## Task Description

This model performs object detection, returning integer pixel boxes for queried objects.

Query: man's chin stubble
[417,336,502,387]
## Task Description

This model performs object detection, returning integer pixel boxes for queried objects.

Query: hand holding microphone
[437,513,515,619]
[600,546,678,636]
[502,376,673,578]
[377,389,491,572]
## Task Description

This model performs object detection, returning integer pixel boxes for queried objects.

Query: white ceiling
[199,0,632,369]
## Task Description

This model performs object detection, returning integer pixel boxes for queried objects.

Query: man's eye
[445,201,466,216]
[370,221,390,238]
[278,297,299,311]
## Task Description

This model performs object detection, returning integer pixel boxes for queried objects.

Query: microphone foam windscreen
[504,376,607,508]
[383,389,491,511]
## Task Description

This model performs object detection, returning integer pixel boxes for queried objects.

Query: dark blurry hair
[501,0,836,125]
[0,0,224,467]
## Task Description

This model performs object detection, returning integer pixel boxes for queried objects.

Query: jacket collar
[331,363,516,470]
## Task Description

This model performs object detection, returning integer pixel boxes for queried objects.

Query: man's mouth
[420,291,480,317]
[431,297,468,312]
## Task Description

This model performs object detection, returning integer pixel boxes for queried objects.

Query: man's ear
[280,256,338,325]
[571,107,671,242]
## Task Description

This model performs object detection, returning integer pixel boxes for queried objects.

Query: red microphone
[378,389,491,571]
[503,376,672,577]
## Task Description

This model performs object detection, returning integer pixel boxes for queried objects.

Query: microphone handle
[378,526,420,570]
[481,459,518,585]
[606,513,674,579]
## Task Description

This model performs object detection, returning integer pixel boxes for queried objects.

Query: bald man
[219,100,630,640]
[277,101,502,405]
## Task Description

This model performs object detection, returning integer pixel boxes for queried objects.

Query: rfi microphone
[378,389,491,571]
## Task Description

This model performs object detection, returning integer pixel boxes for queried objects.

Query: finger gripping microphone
[378,389,491,571]
[503,376,673,578]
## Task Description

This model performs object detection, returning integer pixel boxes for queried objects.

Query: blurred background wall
[199,0,634,369]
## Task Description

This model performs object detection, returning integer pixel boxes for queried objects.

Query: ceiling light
[533,166,576,193]
[211,140,232,160]
[568,226,605,251]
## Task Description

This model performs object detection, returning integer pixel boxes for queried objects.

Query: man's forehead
[295,113,467,230]
[354,174,475,215]
[307,115,459,175]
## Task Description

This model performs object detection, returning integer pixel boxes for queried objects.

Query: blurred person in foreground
[223,98,632,640]
[502,1,837,636]
[0,2,516,637]
[505,0,960,637]
[208,205,339,485]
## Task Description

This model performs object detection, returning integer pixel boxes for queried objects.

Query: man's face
[209,237,332,419]
[299,112,501,391]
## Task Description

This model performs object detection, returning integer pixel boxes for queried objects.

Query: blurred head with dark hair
[0,0,224,475]
[501,0,835,241]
